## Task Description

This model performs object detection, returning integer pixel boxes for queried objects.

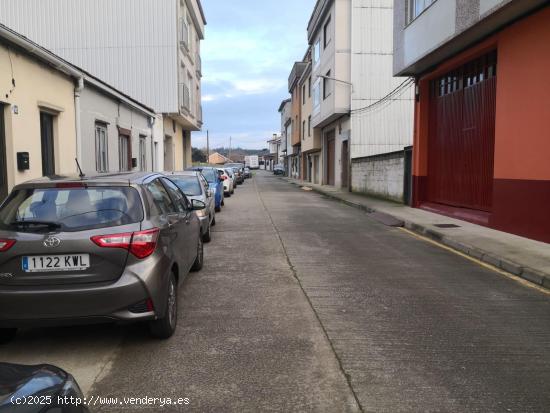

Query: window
[188,73,194,114]
[179,18,189,48]
[313,39,321,67]
[161,178,189,213]
[146,179,177,216]
[312,79,321,112]
[170,176,202,196]
[302,85,306,103]
[308,115,311,137]
[302,120,306,140]
[118,134,130,172]
[139,135,147,171]
[408,0,436,22]
[323,16,331,49]
[323,70,332,99]
[308,77,311,98]
[0,187,143,232]
[95,123,108,173]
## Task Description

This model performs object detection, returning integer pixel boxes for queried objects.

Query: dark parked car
[165,171,216,243]
[225,163,245,184]
[274,164,285,175]
[0,172,205,342]
[0,362,89,412]
[186,167,224,212]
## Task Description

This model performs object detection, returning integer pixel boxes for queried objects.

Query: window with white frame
[323,16,331,49]
[308,115,311,137]
[180,17,189,49]
[188,73,194,115]
[323,70,332,99]
[408,0,437,22]
[139,135,147,171]
[95,123,108,173]
[313,39,321,68]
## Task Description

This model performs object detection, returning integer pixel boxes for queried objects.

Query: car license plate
[22,254,90,273]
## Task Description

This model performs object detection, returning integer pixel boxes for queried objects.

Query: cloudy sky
[192,0,317,150]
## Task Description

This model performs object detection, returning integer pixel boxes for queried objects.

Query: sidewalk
[283,177,550,291]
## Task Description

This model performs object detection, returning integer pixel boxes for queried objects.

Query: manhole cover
[434,224,461,228]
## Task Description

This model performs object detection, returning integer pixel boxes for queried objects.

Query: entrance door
[40,112,55,176]
[326,131,335,186]
[428,51,497,211]
[0,106,7,201]
[341,140,349,188]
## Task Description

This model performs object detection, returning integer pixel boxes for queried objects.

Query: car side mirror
[191,199,206,211]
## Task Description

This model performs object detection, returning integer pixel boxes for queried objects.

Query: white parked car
[217,168,234,196]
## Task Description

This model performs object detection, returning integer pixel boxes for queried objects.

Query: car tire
[221,199,225,206]
[212,215,216,226]
[191,234,204,272]
[202,223,212,243]
[149,273,177,339]
[225,192,231,198]
[0,328,17,344]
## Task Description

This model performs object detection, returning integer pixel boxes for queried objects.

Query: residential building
[266,134,282,171]
[0,0,206,172]
[0,24,155,200]
[278,99,292,175]
[394,0,550,243]
[306,0,414,195]
[298,49,323,184]
[288,61,307,179]
[209,152,232,165]
[307,0,351,188]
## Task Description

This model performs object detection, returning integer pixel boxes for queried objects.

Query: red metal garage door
[427,51,497,212]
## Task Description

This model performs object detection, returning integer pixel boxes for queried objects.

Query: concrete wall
[0,42,76,189]
[79,84,152,174]
[162,116,191,171]
[352,152,405,201]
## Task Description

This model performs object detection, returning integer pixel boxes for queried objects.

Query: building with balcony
[288,61,307,179]
[266,134,282,171]
[298,49,323,184]
[394,0,550,243]
[0,0,206,172]
[278,99,292,175]
[307,0,351,188]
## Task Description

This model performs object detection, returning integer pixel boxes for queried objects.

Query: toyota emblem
[43,236,61,248]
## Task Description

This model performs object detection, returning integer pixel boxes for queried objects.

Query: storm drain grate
[434,224,461,228]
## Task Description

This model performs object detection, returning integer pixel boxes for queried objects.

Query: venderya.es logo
[43,236,61,248]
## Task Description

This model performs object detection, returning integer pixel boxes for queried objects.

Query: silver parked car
[0,172,205,342]
[164,171,215,243]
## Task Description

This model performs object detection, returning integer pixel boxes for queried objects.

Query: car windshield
[0,187,143,232]
[200,169,217,183]
[170,176,202,196]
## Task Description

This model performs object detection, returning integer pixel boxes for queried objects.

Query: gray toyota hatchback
[0,172,205,342]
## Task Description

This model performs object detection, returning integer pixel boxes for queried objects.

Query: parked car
[274,164,285,175]
[165,171,215,243]
[0,172,205,342]
[244,167,251,178]
[0,362,89,412]
[186,167,224,212]
[217,168,234,196]
[225,163,246,183]
[224,168,237,192]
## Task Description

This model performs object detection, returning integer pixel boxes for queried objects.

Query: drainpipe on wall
[149,116,156,172]
[74,77,84,169]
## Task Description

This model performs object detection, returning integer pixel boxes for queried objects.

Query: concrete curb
[284,178,550,291]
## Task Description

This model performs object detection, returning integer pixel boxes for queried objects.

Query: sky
[192,0,317,150]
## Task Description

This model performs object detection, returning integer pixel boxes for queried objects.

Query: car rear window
[200,169,217,183]
[0,187,143,232]
[170,176,202,196]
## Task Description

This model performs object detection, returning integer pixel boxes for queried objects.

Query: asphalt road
[2,170,550,412]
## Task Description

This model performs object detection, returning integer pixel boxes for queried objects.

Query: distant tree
[192,147,207,163]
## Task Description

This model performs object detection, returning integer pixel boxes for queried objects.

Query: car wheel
[202,222,212,243]
[225,192,231,198]
[231,189,235,194]
[0,328,17,344]
[221,199,225,206]
[191,234,204,272]
[148,273,178,339]
[212,215,217,226]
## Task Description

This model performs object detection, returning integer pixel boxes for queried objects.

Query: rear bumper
[0,272,153,328]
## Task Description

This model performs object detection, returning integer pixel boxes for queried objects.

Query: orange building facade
[411,6,550,243]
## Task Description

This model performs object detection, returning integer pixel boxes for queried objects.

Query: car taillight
[130,228,160,259]
[0,239,16,252]
[91,228,159,259]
